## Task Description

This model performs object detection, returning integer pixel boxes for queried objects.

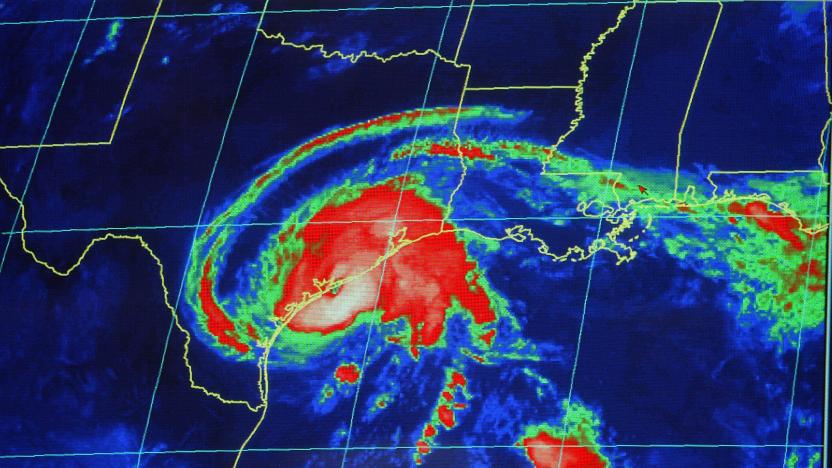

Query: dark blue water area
[569,238,813,457]
[465,218,597,355]
[622,446,786,468]
[466,362,579,442]
[782,338,825,446]
[348,444,645,468]
[241,370,357,451]
[147,449,346,468]
[348,446,525,468]
[339,341,566,465]
[322,345,451,447]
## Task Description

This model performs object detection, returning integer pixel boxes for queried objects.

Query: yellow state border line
[706,170,827,197]
[544,0,638,172]
[440,0,477,232]
[671,0,723,198]
[0,0,163,151]
[676,0,830,195]
[695,6,831,219]
[464,84,578,91]
[257,29,468,69]
[0,181,262,413]
[704,169,830,234]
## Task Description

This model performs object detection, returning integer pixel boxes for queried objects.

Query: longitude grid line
[825,180,831,465]
[822,5,831,466]
[826,146,831,468]
[0,0,822,28]
[0,443,825,460]
[0,0,97,277]
[2,212,829,236]
[780,86,831,465]
[134,2,271,465]
[338,2,457,466]
[557,2,646,465]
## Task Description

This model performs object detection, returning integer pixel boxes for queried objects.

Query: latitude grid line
[556,2,646,465]
[0,0,823,29]
[0,443,824,461]
[3,212,828,237]
[781,6,832,457]
[337,1,460,465]
[134,1,272,465]
[0,0,827,465]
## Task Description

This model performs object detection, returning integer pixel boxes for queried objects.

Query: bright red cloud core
[522,431,606,468]
[274,181,495,356]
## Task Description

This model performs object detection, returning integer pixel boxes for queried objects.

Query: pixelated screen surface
[0,1,828,466]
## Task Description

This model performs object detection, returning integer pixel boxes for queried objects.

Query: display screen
[0,1,828,466]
